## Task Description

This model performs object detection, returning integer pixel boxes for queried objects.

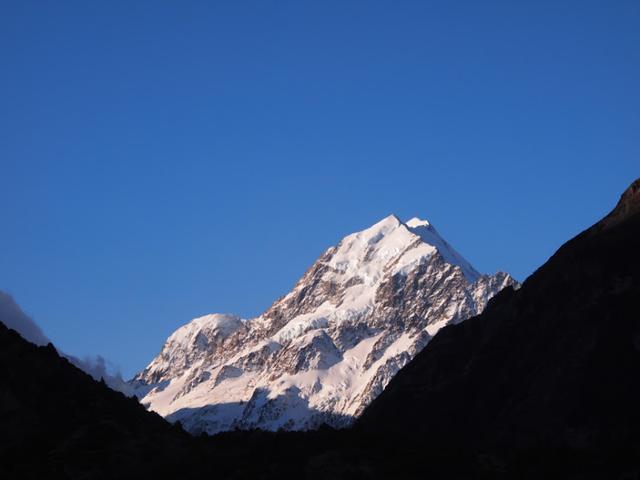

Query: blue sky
[1,1,638,378]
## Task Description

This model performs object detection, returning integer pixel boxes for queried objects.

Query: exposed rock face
[131,215,517,434]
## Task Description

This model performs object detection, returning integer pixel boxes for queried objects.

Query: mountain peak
[132,213,517,434]
[612,177,640,216]
[402,218,480,282]
[370,214,402,230]
[622,177,640,199]
[599,178,640,231]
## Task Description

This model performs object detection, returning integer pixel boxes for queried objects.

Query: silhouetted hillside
[0,321,201,478]
[359,179,640,458]
[2,180,639,479]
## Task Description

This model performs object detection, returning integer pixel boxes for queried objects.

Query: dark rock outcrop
[358,179,640,456]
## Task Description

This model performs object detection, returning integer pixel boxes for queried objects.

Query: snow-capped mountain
[131,215,517,434]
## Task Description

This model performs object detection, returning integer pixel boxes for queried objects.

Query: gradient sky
[1,1,638,378]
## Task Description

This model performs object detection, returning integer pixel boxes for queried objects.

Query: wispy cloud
[66,353,132,395]
[0,290,50,346]
[0,290,131,394]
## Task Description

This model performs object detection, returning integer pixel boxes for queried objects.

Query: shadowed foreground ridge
[0,322,200,478]
[1,180,639,479]
[359,178,640,455]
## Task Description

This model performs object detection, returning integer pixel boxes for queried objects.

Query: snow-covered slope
[131,215,517,434]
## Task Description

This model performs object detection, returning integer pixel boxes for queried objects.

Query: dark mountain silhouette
[358,178,640,456]
[0,322,203,478]
[1,179,639,479]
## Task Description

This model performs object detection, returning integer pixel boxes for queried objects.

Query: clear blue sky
[1,1,637,378]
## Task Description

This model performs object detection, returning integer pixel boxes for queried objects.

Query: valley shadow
[166,387,355,435]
